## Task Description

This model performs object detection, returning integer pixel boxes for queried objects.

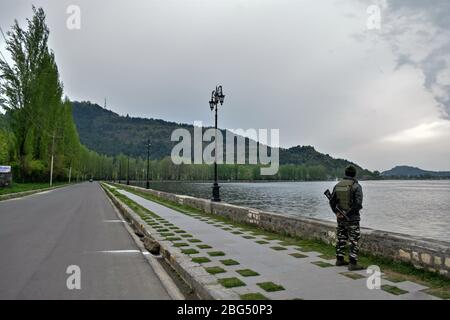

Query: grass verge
[0,181,69,196]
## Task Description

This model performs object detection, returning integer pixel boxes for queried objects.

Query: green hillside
[382,166,450,179]
[72,101,376,180]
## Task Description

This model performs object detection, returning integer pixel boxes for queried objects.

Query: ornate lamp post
[209,85,225,202]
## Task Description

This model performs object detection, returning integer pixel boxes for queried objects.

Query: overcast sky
[1,0,449,171]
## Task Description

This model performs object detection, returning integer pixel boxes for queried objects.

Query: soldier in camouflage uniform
[329,165,364,271]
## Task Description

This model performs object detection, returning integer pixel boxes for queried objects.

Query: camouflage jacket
[329,176,363,222]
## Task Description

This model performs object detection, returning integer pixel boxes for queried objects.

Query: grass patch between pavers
[236,269,260,277]
[340,272,365,280]
[218,277,246,288]
[381,284,408,295]
[311,261,334,268]
[257,282,285,292]
[255,240,270,245]
[270,246,287,251]
[208,251,226,257]
[290,253,308,259]
[197,244,212,249]
[173,242,189,247]
[205,266,227,275]
[192,257,211,264]
[174,230,187,234]
[187,238,202,243]
[180,234,193,238]
[165,237,182,241]
[240,293,269,300]
[181,248,200,255]
[221,259,240,266]
[242,235,256,239]
[105,183,450,295]
[160,232,174,237]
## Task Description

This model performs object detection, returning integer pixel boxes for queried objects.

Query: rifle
[324,189,349,221]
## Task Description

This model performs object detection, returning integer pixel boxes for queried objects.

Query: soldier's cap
[345,165,357,178]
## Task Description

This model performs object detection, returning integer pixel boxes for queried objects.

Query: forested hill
[72,101,376,179]
[382,166,450,179]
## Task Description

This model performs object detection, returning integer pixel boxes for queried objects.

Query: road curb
[101,183,240,300]
[103,188,185,300]
[0,184,69,202]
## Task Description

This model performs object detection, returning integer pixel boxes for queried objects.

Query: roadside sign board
[0,166,11,173]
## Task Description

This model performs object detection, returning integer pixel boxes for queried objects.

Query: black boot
[348,258,364,271]
[335,256,349,266]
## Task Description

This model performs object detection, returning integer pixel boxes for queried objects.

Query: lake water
[131,180,450,242]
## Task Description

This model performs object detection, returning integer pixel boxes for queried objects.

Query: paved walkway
[116,187,438,300]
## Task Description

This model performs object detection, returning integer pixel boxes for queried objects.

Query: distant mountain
[382,166,450,179]
[71,101,376,179]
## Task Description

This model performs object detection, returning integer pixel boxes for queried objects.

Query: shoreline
[121,178,450,184]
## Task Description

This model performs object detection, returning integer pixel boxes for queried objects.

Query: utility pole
[50,132,56,187]
[119,160,122,184]
[68,163,72,184]
[126,156,130,185]
[146,139,151,189]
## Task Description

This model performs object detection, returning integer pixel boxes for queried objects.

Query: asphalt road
[0,182,171,300]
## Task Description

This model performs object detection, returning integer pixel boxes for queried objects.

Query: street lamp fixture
[209,85,225,202]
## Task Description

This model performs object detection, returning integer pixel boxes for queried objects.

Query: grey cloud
[1,0,450,170]
[388,0,450,29]
[377,0,450,117]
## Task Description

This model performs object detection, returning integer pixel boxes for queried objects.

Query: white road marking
[35,191,51,195]
[96,250,141,254]
[103,219,125,223]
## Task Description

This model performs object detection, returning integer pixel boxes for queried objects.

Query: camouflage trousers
[336,221,360,261]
